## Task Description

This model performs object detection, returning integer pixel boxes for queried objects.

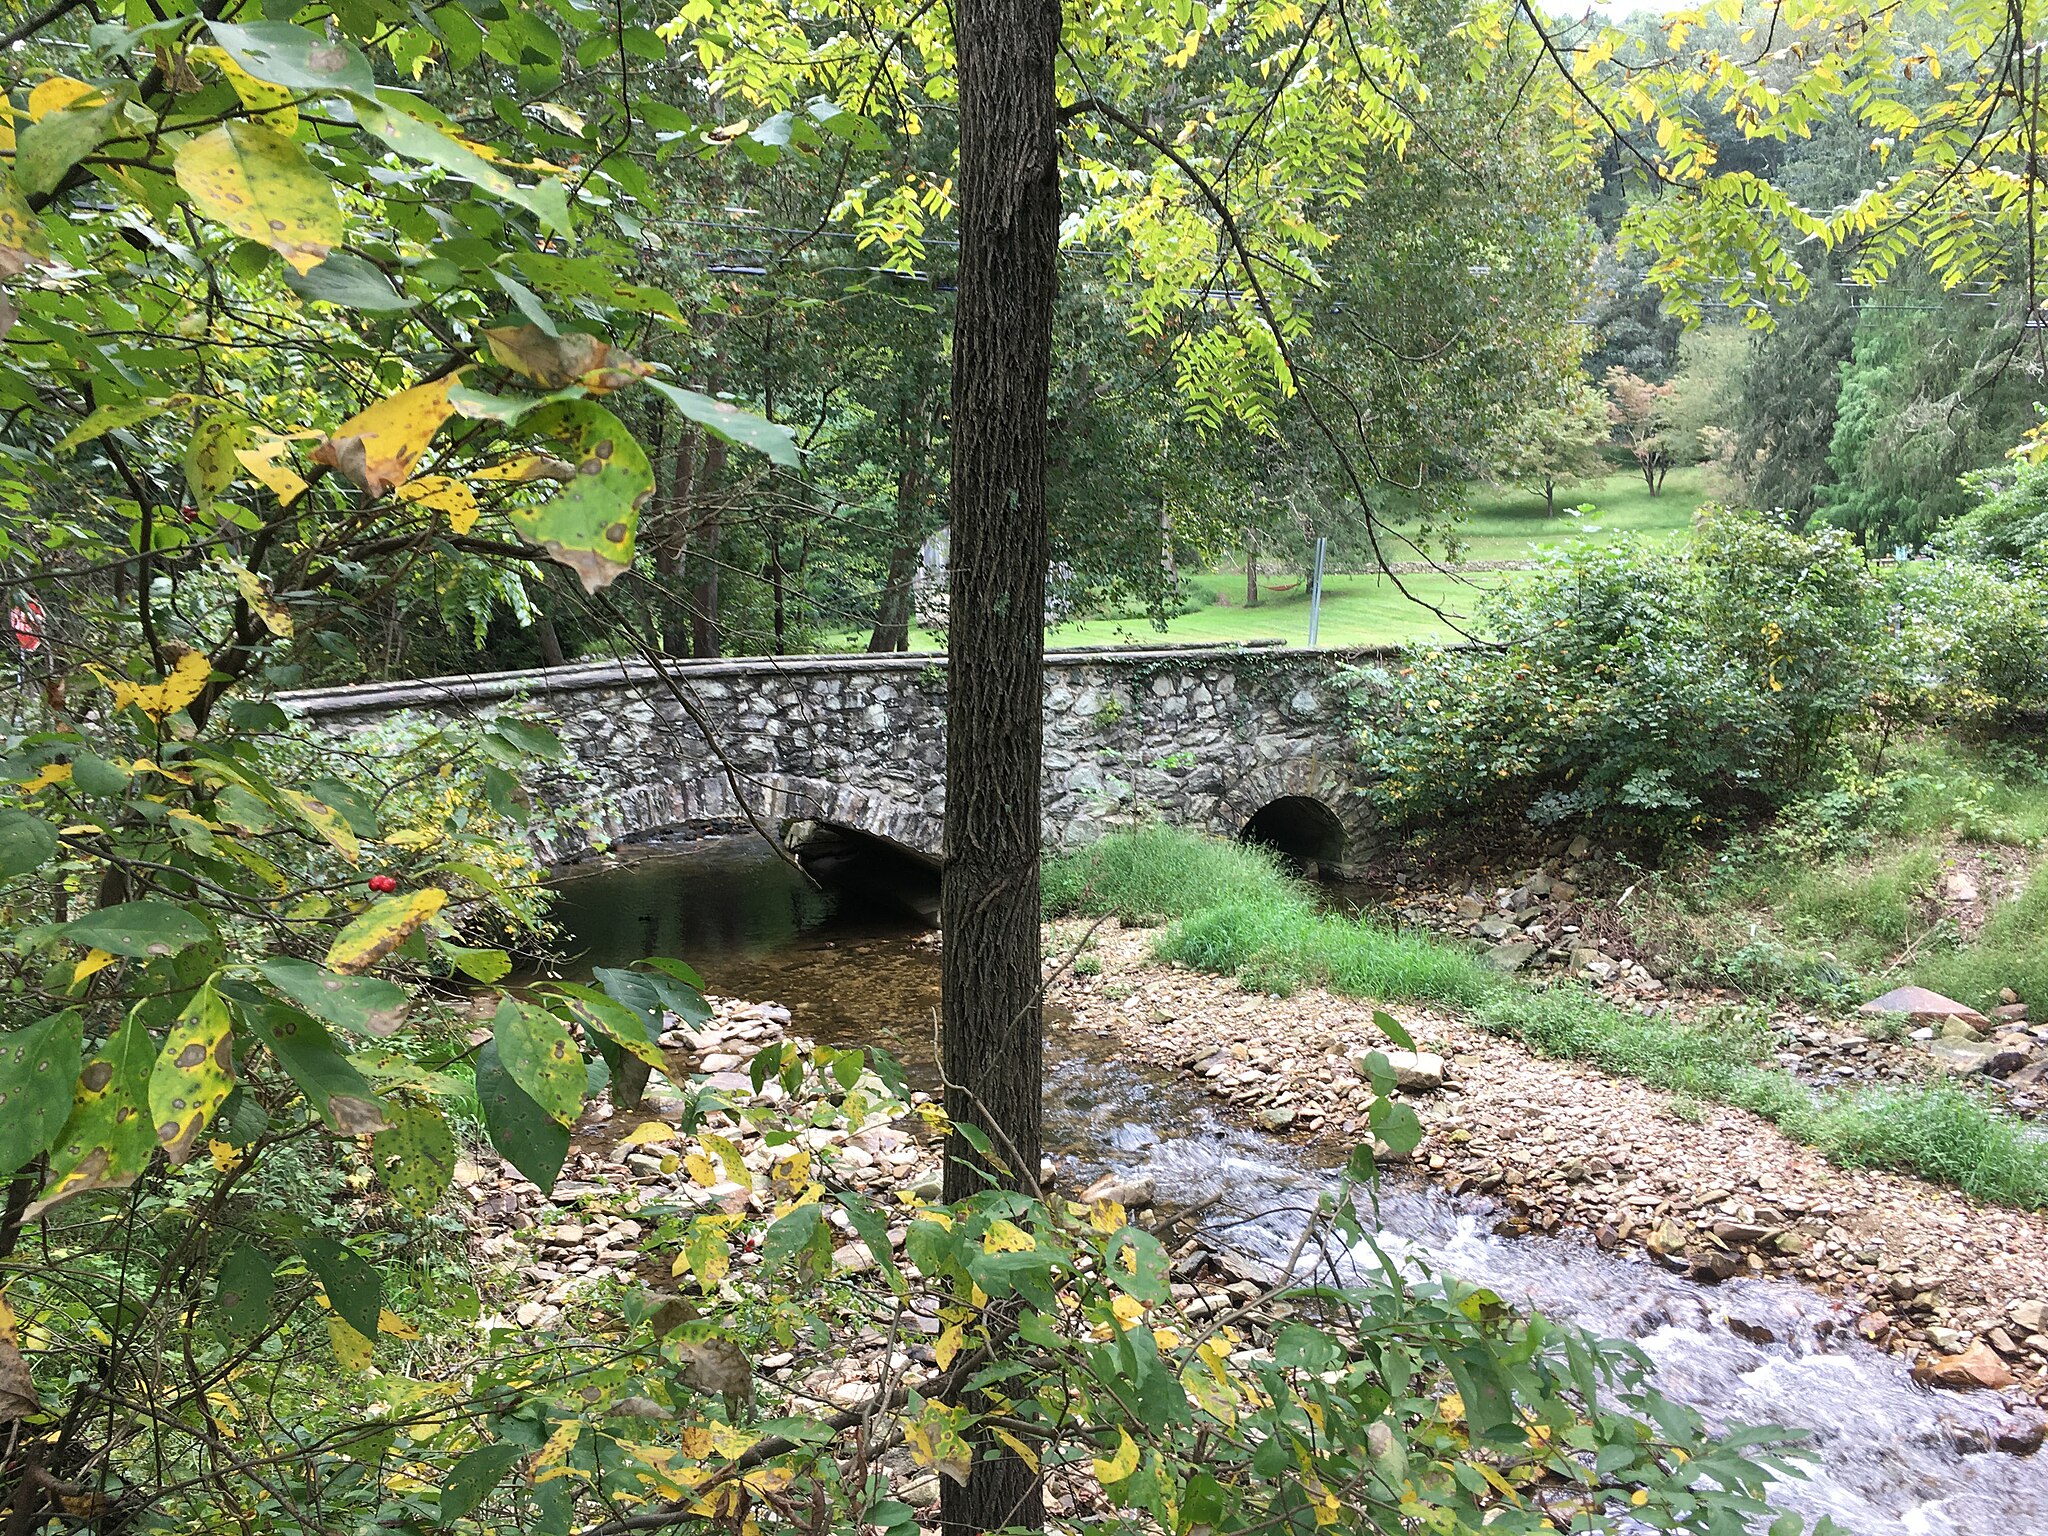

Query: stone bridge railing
[278,642,1400,872]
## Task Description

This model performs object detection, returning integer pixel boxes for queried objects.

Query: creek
[541,835,2048,1536]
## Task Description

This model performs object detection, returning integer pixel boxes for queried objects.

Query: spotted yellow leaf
[531,1418,581,1483]
[325,887,446,975]
[100,647,212,722]
[174,122,344,275]
[234,439,309,506]
[983,1219,1035,1254]
[312,374,464,497]
[226,561,293,637]
[618,1121,675,1147]
[328,1314,373,1371]
[397,473,479,533]
[148,983,235,1165]
[27,77,100,121]
[17,763,71,794]
[187,45,299,135]
[377,1307,419,1339]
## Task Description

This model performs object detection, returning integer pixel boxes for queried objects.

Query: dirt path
[1050,922,2048,1409]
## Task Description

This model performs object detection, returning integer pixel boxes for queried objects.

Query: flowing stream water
[541,836,2048,1536]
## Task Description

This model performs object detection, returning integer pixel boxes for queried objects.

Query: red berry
[368,874,398,894]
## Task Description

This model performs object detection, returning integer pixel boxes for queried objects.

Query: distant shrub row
[1354,505,2048,844]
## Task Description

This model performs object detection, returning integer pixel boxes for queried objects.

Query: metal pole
[1305,536,1327,648]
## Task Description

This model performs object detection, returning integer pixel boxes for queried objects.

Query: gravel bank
[1051,920,2048,1409]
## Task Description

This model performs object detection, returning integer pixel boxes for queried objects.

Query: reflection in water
[545,836,2048,1536]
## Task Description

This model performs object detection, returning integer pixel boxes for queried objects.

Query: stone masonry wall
[277,643,1399,871]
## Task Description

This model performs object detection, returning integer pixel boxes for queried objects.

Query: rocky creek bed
[1049,918,2048,1410]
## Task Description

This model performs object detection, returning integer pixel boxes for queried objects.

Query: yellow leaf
[1091,1426,1140,1485]
[619,1122,676,1147]
[1630,1489,1650,1507]
[72,949,116,984]
[27,77,101,121]
[698,1132,748,1184]
[234,440,309,507]
[206,1138,244,1172]
[226,562,293,638]
[769,1148,810,1195]
[377,1308,419,1339]
[187,46,299,135]
[279,788,358,864]
[1089,1198,1126,1233]
[983,1219,1035,1254]
[174,122,343,276]
[328,1315,373,1371]
[312,374,465,497]
[1111,1294,1145,1331]
[991,1426,1040,1473]
[683,1153,718,1187]
[325,887,447,974]
[468,455,570,483]
[397,473,480,533]
[532,1417,581,1483]
[934,1321,964,1370]
[17,763,71,794]
[100,647,212,721]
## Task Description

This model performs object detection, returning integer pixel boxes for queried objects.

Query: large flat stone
[1858,985,1988,1026]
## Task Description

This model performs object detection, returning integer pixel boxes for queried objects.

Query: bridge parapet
[278,642,1402,871]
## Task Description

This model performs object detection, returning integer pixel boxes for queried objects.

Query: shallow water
[545,835,2048,1536]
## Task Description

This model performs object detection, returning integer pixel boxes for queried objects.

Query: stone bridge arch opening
[783,817,941,924]
[1241,795,1349,875]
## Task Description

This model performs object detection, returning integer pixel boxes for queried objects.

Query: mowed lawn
[818,468,1709,653]
[1047,467,1707,650]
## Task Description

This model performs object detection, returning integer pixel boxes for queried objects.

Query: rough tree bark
[939,0,1058,1528]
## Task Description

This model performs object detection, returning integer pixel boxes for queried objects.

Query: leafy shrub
[1360,509,1883,842]
[1360,504,2048,844]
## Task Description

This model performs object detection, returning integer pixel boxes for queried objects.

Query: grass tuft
[1043,824,1308,923]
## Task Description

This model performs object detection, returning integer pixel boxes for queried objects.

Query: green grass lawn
[818,467,1711,653]
[1450,465,1705,562]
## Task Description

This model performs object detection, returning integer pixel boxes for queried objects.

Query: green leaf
[235,992,388,1134]
[441,1442,527,1525]
[147,982,236,1164]
[31,1013,157,1217]
[447,946,512,984]
[491,999,584,1125]
[61,900,211,959]
[646,380,800,468]
[488,717,565,759]
[552,982,664,1070]
[509,400,653,594]
[16,97,119,200]
[259,957,409,1037]
[206,20,377,96]
[284,250,416,312]
[833,1192,906,1294]
[372,1101,456,1217]
[759,1202,828,1278]
[1376,1100,1424,1158]
[358,91,571,236]
[174,122,346,276]
[300,1234,381,1342]
[475,1039,569,1193]
[510,250,682,320]
[0,810,57,880]
[214,1241,275,1337]
[0,1012,84,1175]
[1372,1009,1416,1052]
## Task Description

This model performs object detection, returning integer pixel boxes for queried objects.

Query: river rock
[1858,985,1989,1029]
[1080,1173,1156,1209]
[1475,916,1519,940]
[1351,1049,1446,1091]
[1484,941,1539,973]
[2012,1299,2048,1335]
[1925,1039,2002,1075]
[1913,1340,2018,1391]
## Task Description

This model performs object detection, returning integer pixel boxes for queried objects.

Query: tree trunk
[656,425,701,656]
[868,536,920,652]
[533,610,566,667]
[689,438,729,659]
[940,0,1057,1526]
[1158,496,1176,577]
[1544,478,1557,518]
[1245,539,1259,607]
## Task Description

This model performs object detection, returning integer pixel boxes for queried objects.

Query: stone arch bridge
[279,642,1397,876]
